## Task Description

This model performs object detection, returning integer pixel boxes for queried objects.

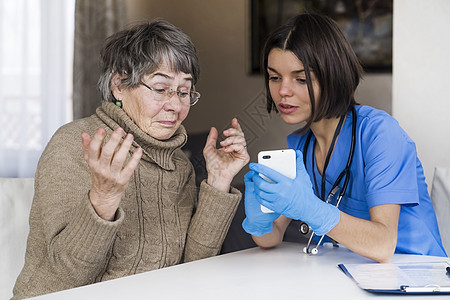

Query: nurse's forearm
[251,216,291,249]
[327,204,400,263]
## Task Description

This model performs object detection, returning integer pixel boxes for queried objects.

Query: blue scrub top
[287,105,447,257]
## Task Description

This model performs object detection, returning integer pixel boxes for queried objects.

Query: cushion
[430,167,450,255]
[0,178,34,300]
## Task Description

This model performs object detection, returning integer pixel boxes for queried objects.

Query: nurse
[242,13,447,262]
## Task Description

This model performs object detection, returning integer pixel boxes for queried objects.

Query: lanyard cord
[311,114,346,200]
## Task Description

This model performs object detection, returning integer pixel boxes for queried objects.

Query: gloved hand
[250,150,340,236]
[242,170,281,236]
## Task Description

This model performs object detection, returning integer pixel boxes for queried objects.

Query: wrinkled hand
[203,118,250,192]
[81,127,142,221]
[242,171,280,236]
[250,150,340,236]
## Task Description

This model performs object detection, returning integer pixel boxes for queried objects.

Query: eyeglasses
[140,82,201,106]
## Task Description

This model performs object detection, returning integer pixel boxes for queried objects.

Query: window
[0,0,75,177]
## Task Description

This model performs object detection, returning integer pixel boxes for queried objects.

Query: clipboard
[338,261,450,294]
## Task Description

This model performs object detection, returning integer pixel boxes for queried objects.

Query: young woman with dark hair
[242,13,446,263]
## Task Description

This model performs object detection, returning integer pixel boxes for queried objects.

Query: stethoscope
[300,106,357,254]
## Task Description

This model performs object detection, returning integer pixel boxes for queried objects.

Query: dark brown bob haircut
[262,13,363,132]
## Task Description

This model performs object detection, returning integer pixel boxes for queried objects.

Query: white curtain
[0,0,75,177]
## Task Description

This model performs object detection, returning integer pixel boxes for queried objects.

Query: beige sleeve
[12,122,124,299]
[183,180,241,262]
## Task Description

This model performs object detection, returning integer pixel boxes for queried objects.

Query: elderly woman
[13,20,249,299]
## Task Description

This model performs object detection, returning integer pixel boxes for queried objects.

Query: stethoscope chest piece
[299,222,310,235]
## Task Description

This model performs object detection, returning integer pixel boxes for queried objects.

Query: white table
[29,242,450,299]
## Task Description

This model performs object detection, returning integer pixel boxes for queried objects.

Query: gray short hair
[98,20,200,102]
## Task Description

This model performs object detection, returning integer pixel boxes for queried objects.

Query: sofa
[0,178,34,300]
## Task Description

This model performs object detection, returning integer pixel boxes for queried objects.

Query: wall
[126,0,393,184]
[393,0,450,187]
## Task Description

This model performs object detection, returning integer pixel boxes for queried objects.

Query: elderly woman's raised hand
[81,127,143,221]
[203,118,250,192]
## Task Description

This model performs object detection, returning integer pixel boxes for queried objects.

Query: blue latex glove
[242,170,281,236]
[250,150,340,236]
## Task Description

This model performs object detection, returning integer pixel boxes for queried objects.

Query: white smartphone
[257,149,296,213]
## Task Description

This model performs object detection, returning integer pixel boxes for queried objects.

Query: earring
[115,99,122,108]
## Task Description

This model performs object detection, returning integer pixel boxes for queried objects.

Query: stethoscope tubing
[302,106,357,254]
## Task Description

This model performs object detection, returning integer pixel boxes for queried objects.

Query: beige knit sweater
[12,102,241,299]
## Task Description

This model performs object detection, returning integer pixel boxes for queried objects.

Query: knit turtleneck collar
[95,102,188,171]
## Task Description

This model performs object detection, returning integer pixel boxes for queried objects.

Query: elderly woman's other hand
[203,118,250,192]
[81,127,143,221]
